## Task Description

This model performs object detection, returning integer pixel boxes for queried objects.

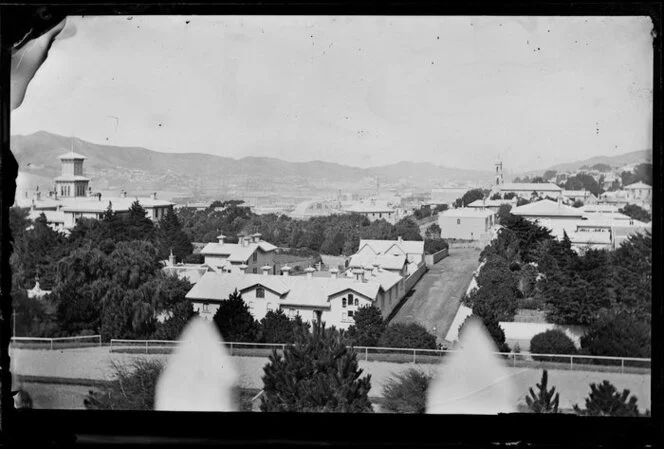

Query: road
[390,247,481,343]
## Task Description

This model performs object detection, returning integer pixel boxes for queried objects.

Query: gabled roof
[467,199,515,208]
[624,182,651,190]
[349,253,407,271]
[28,209,66,224]
[497,182,562,192]
[186,272,290,301]
[511,199,584,218]
[439,207,495,218]
[201,240,277,261]
[358,239,424,256]
[58,151,86,160]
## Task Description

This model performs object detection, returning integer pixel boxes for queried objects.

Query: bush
[260,322,373,412]
[525,370,560,413]
[458,314,510,353]
[85,359,164,410]
[580,312,651,364]
[259,310,297,343]
[381,368,432,413]
[212,289,260,342]
[516,297,546,310]
[530,330,577,363]
[573,380,642,416]
[424,238,449,255]
[378,323,437,349]
[345,305,386,347]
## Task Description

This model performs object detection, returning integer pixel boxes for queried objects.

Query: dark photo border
[0,2,661,448]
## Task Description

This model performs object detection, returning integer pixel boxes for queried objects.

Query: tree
[424,223,441,240]
[454,189,487,208]
[573,381,641,417]
[463,256,519,322]
[572,200,584,208]
[525,370,560,413]
[123,201,157,242]
[618,204,651,223]
[424,238,449,255]
[345,305,386,347]
[530,330,577,363]
[531,176,546,184]
[590,163,612,172]
[516,197,530,207]
[543,170,557,181]
[378,323,437,349]
[156,208,194,262]
[496,204,512,224]
[260,322,373,412]
[381,368,432,413]
[565,174,601,196]
[503,192,517,200]
[580,312,650,360]
[259,309,297,343]
[394,218,423,241]
[212,289,259,342]
[490,193,502,200]
[620,163,652,186]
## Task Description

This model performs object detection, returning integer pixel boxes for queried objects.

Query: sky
[11,15,653,172]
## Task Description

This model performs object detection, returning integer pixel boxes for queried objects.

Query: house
[353,237,425,275]
[561,190,598,205]
[15,150,174,231]
[348,253,408,277]
[568,230,613,254]
[200,233,278,274]
[623,182,652,202]
[345,199,401,224]
[467,198,517,212]
[185,265,404,329]
[510,199,585,221]
[438,207,496,241]
[492,182,563,199]
[162,251,211,284]
[581,204,620,216]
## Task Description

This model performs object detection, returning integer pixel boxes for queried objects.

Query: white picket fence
[11,335,102,350]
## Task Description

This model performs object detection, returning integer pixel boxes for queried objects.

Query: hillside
[546,150,652,173]
[10,131,493,195]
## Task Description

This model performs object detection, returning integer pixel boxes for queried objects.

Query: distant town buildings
[467,197,517,212]
[344,198,404,224]
[492,182,563,199]
[200,233,278,274]
[350,237,425,276]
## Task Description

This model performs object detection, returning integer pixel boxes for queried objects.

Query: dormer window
[256,286,265,298]
[342,298,347,308]
[348,294,354,305]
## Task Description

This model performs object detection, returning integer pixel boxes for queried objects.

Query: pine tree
[525,370,560,413]
[260,321,373,412]
[212,289,259,342]
[259,309,296,343]
[573,380,641,417]
[345,305,386,347]
[156,208,193,262]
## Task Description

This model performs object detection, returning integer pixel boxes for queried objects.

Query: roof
[562,190,595,198]
[54,175,91,182]
[497,183,562,192]
[200,240,277,261]
[15,196,61,209]
[60,196,174,213]
[345,202,395,214]
[58,151,86,160]
[162,265,210,284]
[439,207,495,218]
[358,239,425,256]
[569,231,612,245]
[186,272,383,308]
[624,182,651,190]
[349,253,407,271]
[511,199,584,218]
[467,199,515,208]
[580,212,632,222]
[582,204,620,213]
[28,210,66,223]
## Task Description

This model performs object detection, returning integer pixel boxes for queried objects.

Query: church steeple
[494,159,504,186]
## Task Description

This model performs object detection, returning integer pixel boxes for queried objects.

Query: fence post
[621,358,624,374]
[512,352,516,368]
[146,340,149,354]
[50,339,53,351]
[98,336,102,347]
[230,342,233,356]
[365,347,368,362]
[110,340,113,352]
[570,355,574,371]
[282,344,285,352]
[413,349,416,364]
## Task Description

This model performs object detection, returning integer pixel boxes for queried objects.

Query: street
[390,247,482,343]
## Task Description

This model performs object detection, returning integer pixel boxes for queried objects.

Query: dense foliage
[620,163,652,186]
[85,359,164,410]
[618,204,651,223]
[378,323,437,349]
[345,305,386,347]
[564,173,602,196]
[212,289,260,342]
[423,238,449,255]
[259,310,310,343]
[260,322,373,412]
[457,314,510,353]
[529,330,577,362]
[573,381,642,417]
[454,189,489,208]
[381,368,432,413]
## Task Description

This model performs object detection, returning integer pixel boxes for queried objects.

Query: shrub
[345,305,386,347]
[573,380,642,416]
[580,313,651,364]
[259,309,297,343]
[85,359,164,410]
[260,322,373,412]
[378,323,437,349]
[525,370,560,413]
[458,314,510,353]
[530,330,577,363]
[381,368,432,413]
[212,289,260,342]
[424,238,449,255]
[516,297,546,310]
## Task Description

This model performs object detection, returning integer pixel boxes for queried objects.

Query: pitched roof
[58,151,87,160]
[511,199,584,218]
[439,207,495,218]
[497,182,562,192]
[345,202,395,213]
[569,231,612,245]
[162,265,210,284]
[624,182,651,190]
[467,199,515,208]
[348,253,407,271]
[28,210,66,224]
[562,190,595,198]
[200,240,277,262]
[358,239,424,256]
[60,196,173,213]
[186,272,290,301]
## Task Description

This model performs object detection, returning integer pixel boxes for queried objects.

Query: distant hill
[546,150,652,173]
[10,131,493,196]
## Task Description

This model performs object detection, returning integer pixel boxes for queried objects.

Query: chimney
[305,267,315,279]
[151,192,157,200]
[168,249,176,267]
[97,193,102,202]
[217,234,226,244]
[372,263,380,276]
[397,235,403,243]
[261,265,271,276]
[238,264,248,274]
[281,266,292,276]
[122,191,127,199]
[352,268,364,282]
[330,267,339,279]
[363,266,373,281]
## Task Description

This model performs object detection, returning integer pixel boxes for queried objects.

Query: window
[348,294,354,305]
[348,311,354,318]
[457,218,461,225]
[354,298,359,306]
[342,298,346,308]
[203,303,209,313]
[252,268,257,274]
[256,287,265,298]
[253,252,258,262]
[342,312,347,320]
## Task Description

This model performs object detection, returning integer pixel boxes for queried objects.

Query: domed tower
[55,148,90,198]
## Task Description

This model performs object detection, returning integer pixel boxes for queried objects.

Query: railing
[107,339,651,374]
[11,335,102,350]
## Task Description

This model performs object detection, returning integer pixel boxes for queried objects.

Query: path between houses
[389,247,482,343]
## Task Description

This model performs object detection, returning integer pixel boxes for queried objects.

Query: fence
[11,335,102,350]
[108,339,650,375]
[424,248,449,267]
[404,263,428,294]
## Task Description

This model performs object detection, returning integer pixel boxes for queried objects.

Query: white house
[345,199,402,224]
[510,199,585,221]
[353,237,425,275]
[200,233,278,274]
[623,182,652,202]
[438,207,496,241]
[561,190,598,205]
[185,266,403,330]
[467,198,517,212]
